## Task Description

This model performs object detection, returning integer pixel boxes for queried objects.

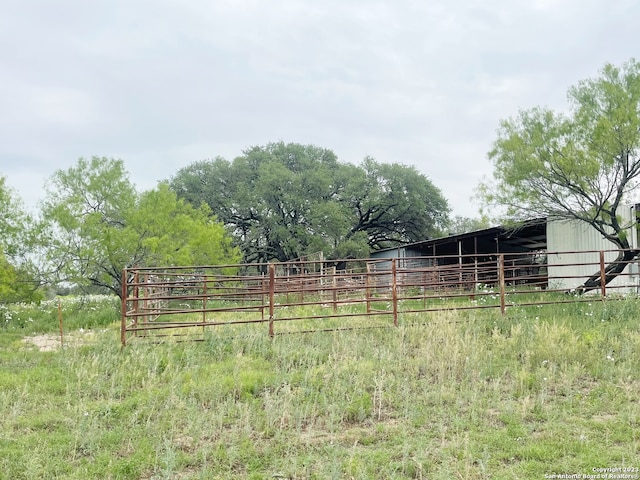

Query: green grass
[1,296,639,478]
[1,295,120,333]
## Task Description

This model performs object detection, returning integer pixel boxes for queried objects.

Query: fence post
[269,263,275,338]
[299,267,304,305]
[366,263,372,314]
[470,258,478,301]
[133,271,140,337]
[141,273,148,330]
[332,267,338,313]
[58,299,64,349]
[202,275,208,331]
[600,250,607,299]
[121,268,128,347]
[498,254,506,315]
[261,273,266,320]
[422,270,427,308]
[392,259,398,327]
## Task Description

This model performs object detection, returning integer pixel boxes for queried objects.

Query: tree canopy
[0,176,41,303]
[40,157,240,297]
[479,59,640,290]
[170,142,450,263]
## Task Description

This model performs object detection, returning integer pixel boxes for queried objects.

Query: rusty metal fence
[121,249,640,345]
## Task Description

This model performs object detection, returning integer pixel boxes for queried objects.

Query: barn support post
[599,251,607,299]
[268,263,276,338]
[498,254,506,315]
[392,259,398,327]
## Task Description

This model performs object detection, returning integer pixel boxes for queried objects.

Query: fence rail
[120,249,640,345]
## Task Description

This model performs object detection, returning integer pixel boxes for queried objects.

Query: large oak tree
[479,59,640,291]
[170,142,450,263]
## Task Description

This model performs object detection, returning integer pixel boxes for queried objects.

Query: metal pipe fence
[120,249,640,345]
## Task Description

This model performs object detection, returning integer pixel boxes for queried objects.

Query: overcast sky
[1,0,638,218]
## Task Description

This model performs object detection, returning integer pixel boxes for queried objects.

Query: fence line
[120,249,640,345]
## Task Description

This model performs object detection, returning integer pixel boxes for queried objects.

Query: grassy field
[1,296,639,479]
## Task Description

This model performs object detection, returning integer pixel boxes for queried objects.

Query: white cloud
[1,0,639,218]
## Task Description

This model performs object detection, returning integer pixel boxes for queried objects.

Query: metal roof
[371,218,547,258]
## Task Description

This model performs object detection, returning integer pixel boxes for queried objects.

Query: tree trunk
[574,249,640,294]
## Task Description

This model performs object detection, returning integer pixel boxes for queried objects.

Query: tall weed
[1,297,639,478]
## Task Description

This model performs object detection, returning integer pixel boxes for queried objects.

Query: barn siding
[546,206,640,292]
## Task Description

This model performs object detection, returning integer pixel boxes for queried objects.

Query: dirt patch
[24,334,63,352]
[22,330,100,352]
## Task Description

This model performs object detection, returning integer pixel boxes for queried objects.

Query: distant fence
[121,249,640,345]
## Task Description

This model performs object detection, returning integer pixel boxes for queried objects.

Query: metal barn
[546,206,640,292]
[371,209,640,293]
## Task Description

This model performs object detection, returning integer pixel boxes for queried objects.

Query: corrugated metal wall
[547,206,639,291]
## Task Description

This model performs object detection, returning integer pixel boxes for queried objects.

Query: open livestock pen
[120,259,396,345]
[121,250,640,345]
